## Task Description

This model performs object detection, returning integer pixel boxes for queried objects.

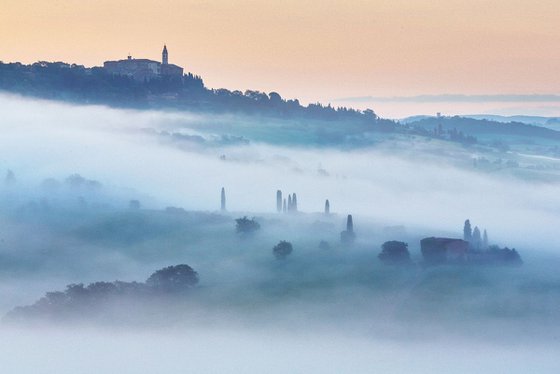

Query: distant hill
[3,60,560,148]
[0,61,394,131]
[405,115,560,142]
[463,115,560,130]
[402,114,560,130]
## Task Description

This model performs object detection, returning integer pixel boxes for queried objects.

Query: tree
[346,214,354,232]
[276,190,282,212]
[288,195,292,211]
[324,199,330,215]
[273,240,293,260]
[378,241,411,264]
[235,216,261,234]
[340,214,356,244]
[146,264,199,292]
[463,219,472,242]
[472,226,482,250]
[221,187,226,211]
[269,91,282,104]
[482,229,489,249]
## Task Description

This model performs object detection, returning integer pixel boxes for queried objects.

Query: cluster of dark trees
[5,264,199,322]
[232,211,521,266]
[276,191,298,213]
[463,219,488,250]
[233,216,294,259]
[0,61,396,128]
[233,211,355,261]
[378,220,522,266]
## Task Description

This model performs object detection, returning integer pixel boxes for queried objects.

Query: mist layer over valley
[1,94,560,372]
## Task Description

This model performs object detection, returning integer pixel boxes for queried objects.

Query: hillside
[0,61,393,130]
[2,60,560,151]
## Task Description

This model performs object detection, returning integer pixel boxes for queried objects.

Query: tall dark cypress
[276,190,282,212]
[463,219,472,242]
[346,214,353,232]
[220,187,226,211]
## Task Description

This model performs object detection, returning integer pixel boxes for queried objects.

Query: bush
[273,241,293,260]
[378,241,411,265]
[235,216,261,234]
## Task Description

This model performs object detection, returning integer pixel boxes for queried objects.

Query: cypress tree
[288,195,292,211]
[472,226,481,250]
[463,219,472,242]
[220,187,226,211]
[276,190,282,212]
[340,214,356,244]
[347,214,354,232]
[292,193,297,212]
[325,199,330,215]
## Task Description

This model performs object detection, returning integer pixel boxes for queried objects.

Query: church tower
[162,45,168,65]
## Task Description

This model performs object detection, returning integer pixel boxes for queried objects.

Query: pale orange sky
[1,0,559,116]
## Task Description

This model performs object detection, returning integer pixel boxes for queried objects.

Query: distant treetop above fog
[146,264,199,291]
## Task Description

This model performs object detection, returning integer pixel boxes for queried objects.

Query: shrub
[378,241,411,265]
[235,216,261,234]
[273,240,293,260]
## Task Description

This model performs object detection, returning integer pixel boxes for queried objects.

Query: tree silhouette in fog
[146,264,199,292]
[273,241,293,260]
[463,219,472,242]
[472,226,482,250]
[221,187,226,211]
[340,214,356,245]
[378,241,411,265]
[235,216,261,234]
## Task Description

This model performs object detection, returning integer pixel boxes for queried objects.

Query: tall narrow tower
[162,45,168,65]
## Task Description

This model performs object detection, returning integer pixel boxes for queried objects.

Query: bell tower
[162,45,168,65]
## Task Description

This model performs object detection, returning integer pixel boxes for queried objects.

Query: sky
[1,0,560,117]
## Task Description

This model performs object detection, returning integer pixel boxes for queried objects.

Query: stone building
[420,237,469,264]
[103,45,183,81]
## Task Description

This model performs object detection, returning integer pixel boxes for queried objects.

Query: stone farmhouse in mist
[103,45,183,81]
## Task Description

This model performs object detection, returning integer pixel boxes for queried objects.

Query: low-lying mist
[1,93,560,372]
[1,93,559,248]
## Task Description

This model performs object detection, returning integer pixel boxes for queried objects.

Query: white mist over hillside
[1,94,560,373]
[1,94,559,251]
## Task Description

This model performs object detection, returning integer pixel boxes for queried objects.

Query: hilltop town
[103,45,184,82]
[0,46,389,129]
